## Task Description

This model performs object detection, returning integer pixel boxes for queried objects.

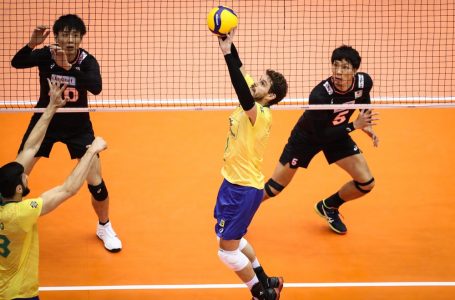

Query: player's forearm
[22,106,58,153]
[224,54,254,111]
[11,45,37,69]
[70,68,102,95]
[61,148,97,195]
[230,43,243,68]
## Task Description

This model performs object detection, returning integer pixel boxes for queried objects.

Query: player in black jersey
[263,45,379,234]
[11,14,122,252]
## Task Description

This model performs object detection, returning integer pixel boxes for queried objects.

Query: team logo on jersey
[353,145,358,152]
[323,81,334,95]
[355,90,363,99]
[30,201,38,208]
[51,74,76,86]
[0,223,4,230]
[358,74,364,88]
[50,63,56,69]
[219,219,225,228]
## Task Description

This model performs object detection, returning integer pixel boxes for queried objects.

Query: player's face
[250,74,273,101]
[331,59,357,92]
[55,28,83,59]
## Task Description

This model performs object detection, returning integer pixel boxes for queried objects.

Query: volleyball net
[1,0,454,112]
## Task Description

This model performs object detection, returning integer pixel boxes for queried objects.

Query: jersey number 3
[0,235,11,258]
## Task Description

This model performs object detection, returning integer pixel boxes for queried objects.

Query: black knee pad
[354,177,375,194]
[264,178,285,197]
[88,180,109,201]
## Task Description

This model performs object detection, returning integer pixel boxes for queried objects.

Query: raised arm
[11,25,50,69]
[15,80,68,173]
[218,28,257,122]
[39,137,107,215]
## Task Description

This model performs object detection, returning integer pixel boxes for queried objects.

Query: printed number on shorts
[64,87,79,102]
[332,110,349,125]
[0,234,11,258]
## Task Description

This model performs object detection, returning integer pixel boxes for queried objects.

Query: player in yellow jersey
[213,28,288,300]
[0,80,108,300]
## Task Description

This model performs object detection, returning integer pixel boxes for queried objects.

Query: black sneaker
[251,282,281,300]
[315,200,347,234]
[267,277,284,292]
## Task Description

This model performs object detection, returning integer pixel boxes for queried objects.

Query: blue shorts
[214,179,264,240]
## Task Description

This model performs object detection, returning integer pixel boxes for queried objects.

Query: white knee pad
[218,248,249,271]
[239,238,248,251]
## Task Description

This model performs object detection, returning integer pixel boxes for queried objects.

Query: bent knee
[264,178,285,198]
[354,177,375,193]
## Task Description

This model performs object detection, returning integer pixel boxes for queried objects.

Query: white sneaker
[96,222,122,252]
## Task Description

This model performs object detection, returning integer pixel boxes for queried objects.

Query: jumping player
[213,28,288,300]
[263,45,379,235]
[11,14,121,252]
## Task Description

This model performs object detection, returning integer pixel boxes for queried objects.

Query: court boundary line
[39,282,455,291]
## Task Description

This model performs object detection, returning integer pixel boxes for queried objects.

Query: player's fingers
[36,25,50,30]
[58,83,68,94]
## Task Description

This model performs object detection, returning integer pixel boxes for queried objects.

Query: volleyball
[207,6,238,36]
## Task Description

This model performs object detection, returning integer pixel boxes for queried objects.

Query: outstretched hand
[218,27,237,55]
[28,25,50,48]
[47,78,69,108]
[50,44,72,70]
[353,109,379,130]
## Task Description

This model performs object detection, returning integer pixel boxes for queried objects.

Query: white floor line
[39,282,455,291]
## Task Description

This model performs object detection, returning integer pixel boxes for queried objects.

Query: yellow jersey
[221,102,272,189]
[0,198,42,299]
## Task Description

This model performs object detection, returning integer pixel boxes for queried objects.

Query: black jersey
[11,45,102,132]
[295,72,373,143]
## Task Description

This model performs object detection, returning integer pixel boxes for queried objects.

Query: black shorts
[18,115,95,159]
[279,132,361,169]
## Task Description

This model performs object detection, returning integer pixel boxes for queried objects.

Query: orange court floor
[1,108,455,300]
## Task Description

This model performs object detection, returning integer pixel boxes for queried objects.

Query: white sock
[251,258,261,269]
[245,275,259,289]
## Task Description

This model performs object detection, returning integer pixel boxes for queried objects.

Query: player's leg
[315,137,374,234]
[239,238,284,292]
[264,137,319,201]
[215,180,280,299]
[68,131,122,252]
[85,155,122,252]
[335,153,375,201]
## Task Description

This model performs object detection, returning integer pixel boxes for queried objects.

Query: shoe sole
[97,235,122,253]
[313,203,347,235]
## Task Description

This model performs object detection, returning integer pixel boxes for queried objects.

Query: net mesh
[1,0,454,111]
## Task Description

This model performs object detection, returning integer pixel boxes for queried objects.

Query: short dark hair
[265,69,288,107]
[331,45,361,69]
[0,162,24,199]
[53,14,87,36]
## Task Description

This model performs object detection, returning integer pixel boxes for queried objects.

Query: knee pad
[354,177,375,194]
[88,180,109,201]
[218,248,249,271]
[239,238,248,251]
[264,178,284,198]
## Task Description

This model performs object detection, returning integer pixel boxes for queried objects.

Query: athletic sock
[323,192,345,209]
